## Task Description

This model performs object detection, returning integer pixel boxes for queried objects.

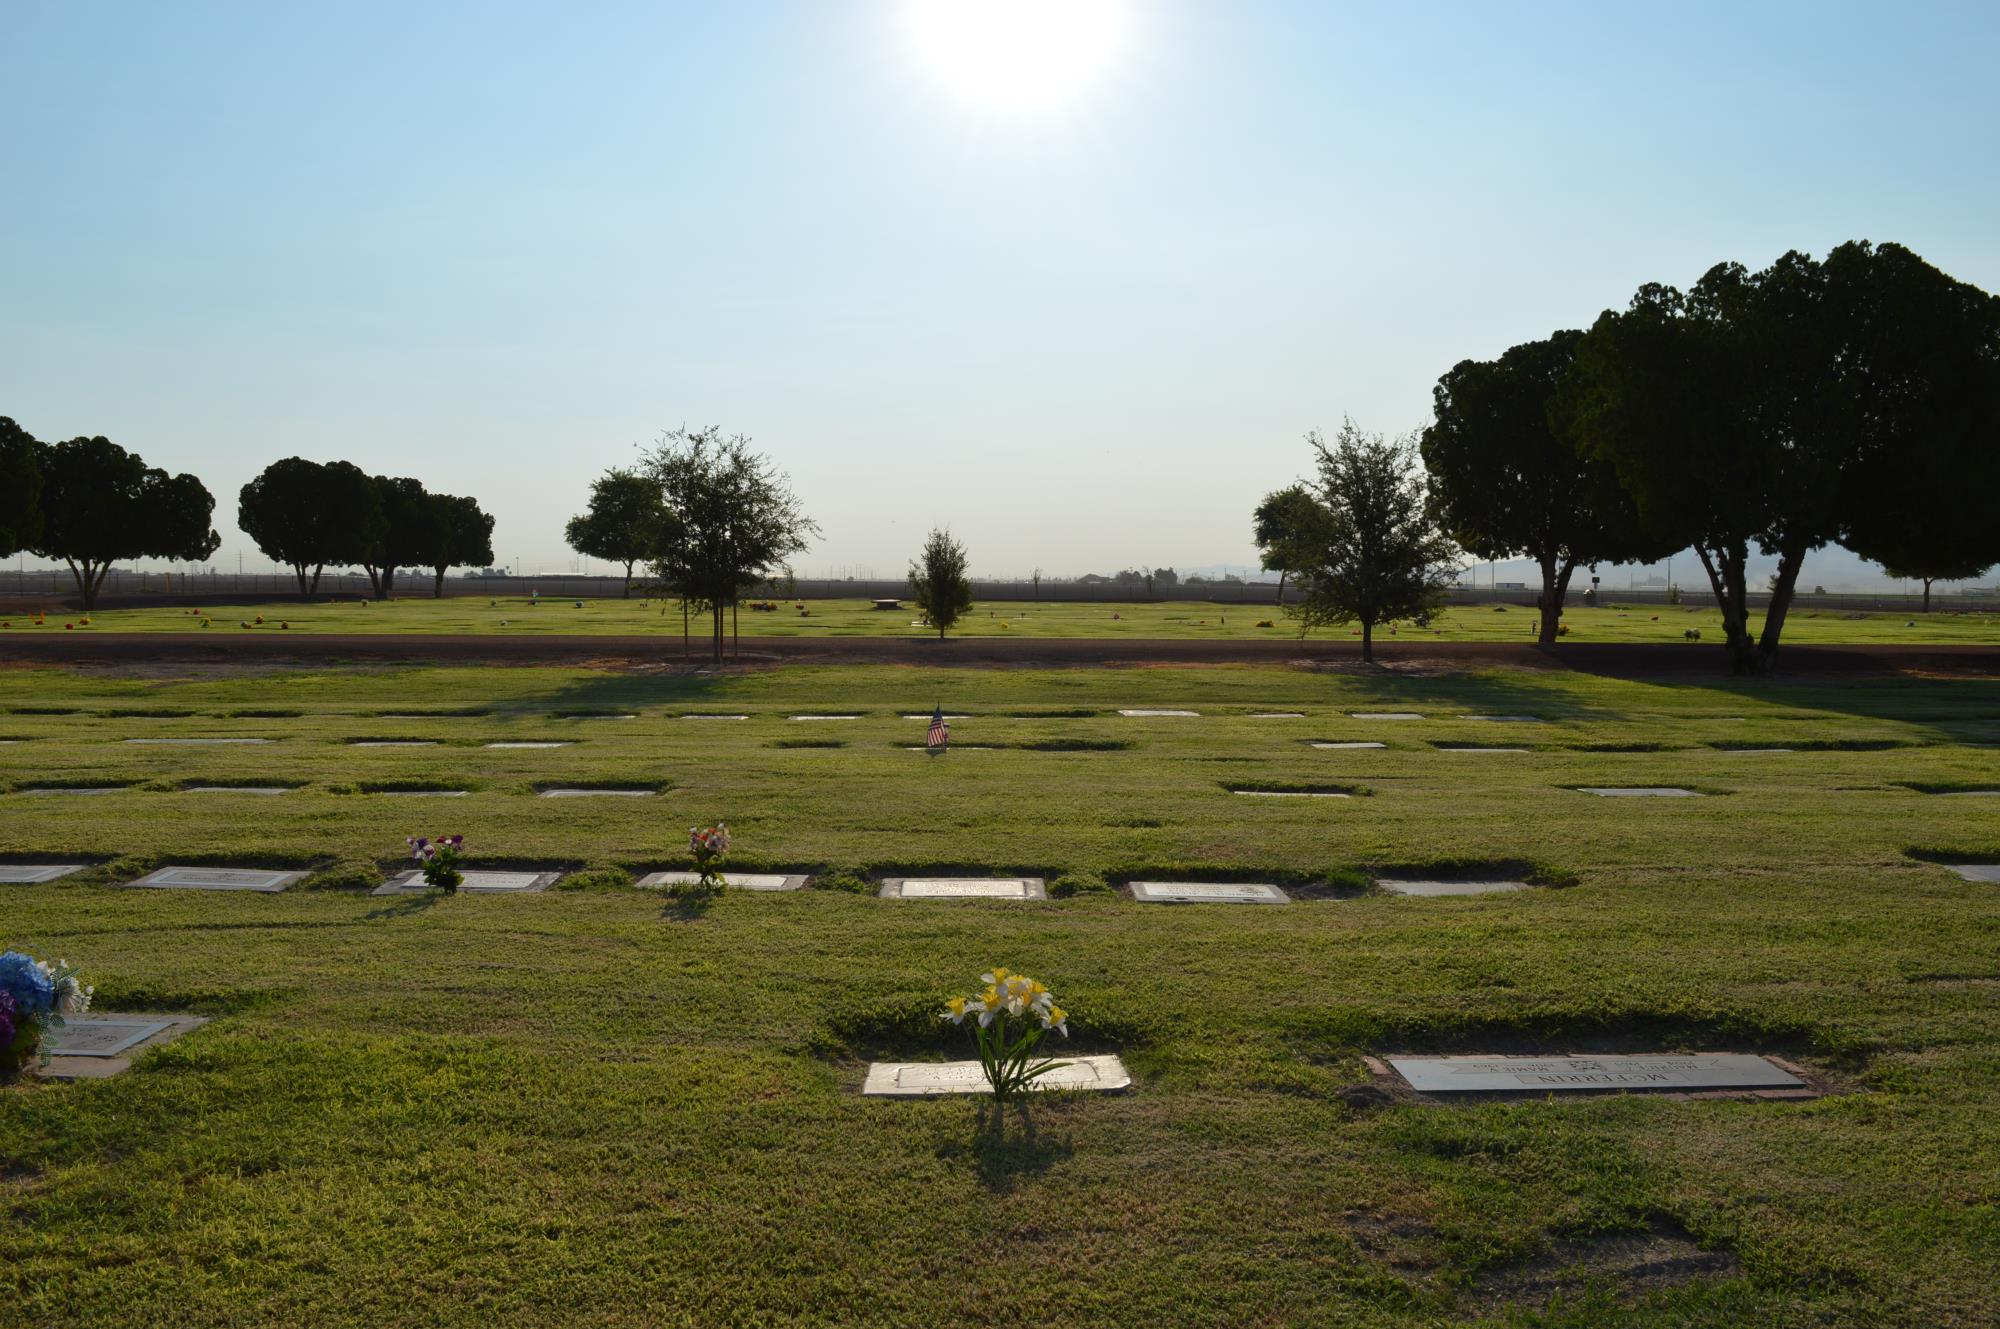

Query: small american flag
[926,704,949,753]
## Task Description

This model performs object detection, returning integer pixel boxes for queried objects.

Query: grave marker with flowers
[0,950,93,1078]
[406,834,466,892]
[942,967,1070,1103]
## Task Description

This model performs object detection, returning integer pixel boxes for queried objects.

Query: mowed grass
[18,595,2000,644]
[4,661,2000,1327]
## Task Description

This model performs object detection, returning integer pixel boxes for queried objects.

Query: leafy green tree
[30,435,220,609]
[1286,422,1459,663]
[641,427,816,663]
[909,527,972,639]
[1252,483,1322,605]
[417,493,496,598]
[564,469,669,596]
[360,476,432,598]
[0,417,43,557]
[238,458,386,596]
[1422,331,1671,644]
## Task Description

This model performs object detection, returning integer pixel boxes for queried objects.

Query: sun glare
[901,0,1133,116]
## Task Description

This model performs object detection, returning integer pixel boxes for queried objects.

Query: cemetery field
[19,595,2000,645]
[4,661,2000,1326]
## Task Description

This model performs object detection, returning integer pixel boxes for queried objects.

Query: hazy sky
[5,1,1997,584]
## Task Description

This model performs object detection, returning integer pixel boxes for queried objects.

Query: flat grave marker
[1118,709,1199,717]
[1130,880,1289,904]
[1351,712,1422,721]
[1231,789,1351,798]
[129,866,306,892]
[1377,878,1527,897]
[1311,741,1386,750]
[879,877,1047,900]
[124,737,273,745]
[680,714,749,721]
[789,714,860,720]
[1577,786,1701,798]
[1435,746,1530,754]
[902,713,970,720]
[1388,1053,1804,1095]
[1721,748,1795,754]
[38,1013,206,1080]
[903,745,996,751]
[1938,789,2000,797]
[1248,712,1305,719]
[351,740,437,748]
[371,789,469,797]
[1466,715,1541,723]
[636,870,807,892]
[862,1054,1131,1097]
[373,869,558,895]
[0,864,87,884]
[18,786,127,796]
[1947,865,2000,883]
[184,786,292,795]
[536,788,657,798]
[484,741,573,749]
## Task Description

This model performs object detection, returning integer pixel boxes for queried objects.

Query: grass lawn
[4,661,1999,1325]
[13,596,2000,645]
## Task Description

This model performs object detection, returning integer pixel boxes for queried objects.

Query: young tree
[30,436,220,610]
[641,427,816,663]
[360,476,431,598]
[1252,483,1323,605]
[237,457,383,596]
[564,469,668,596]
[0,417,43,557]
[1286,422,1460,663]
[1422,331,1671,643]
[417,493,496,598]
[909,527,972,639]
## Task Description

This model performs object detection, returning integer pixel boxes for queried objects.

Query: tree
[1253,483,1322,605]
[417,493,496,598]
[1153,567,1179,587]
[641,427,816,664]
[238,458,386,596]
[30,436,220,610]
[1564,242,2000,674]
[1422,331,1672,643]
[0,417,43,557]
[360,476,431,598]
[1285,422,1459,663]
[909,527,972,639]
[564,470,668,596]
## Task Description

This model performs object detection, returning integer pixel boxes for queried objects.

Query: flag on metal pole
[926,703,949,755]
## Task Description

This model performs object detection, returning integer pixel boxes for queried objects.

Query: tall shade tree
[30,436,220,610]
[0,417,43,557]
[1286,422,1459,663]
[1252,483,1321,605]
[238,458,386,596]
[908,527,972,639]
[1564,241,1999,674]
[641,427,816,664]
[564,469,669,596]
[416,493,496,598]
[360,476,432,598]
[1422,331,1672,644]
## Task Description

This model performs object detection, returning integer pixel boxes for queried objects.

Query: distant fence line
[1,568,1994,614]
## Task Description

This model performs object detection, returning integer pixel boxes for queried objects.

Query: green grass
[4,661,2000,1326]
[15,596,2000,644]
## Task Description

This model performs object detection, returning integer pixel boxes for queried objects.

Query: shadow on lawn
[936,1102,1074,1194]
[364,893,444,921]
[491,672,737,717]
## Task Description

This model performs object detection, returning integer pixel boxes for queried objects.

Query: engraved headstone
[1389,1053,1803,1094]
[485,741,573,749]
[352,740,437,747]
[1351,712,1422,720]
[1130,881,1288,904]
[43,1017,174,1057]
[789,714,860,720]
[130,866,305,892]
[536,788,656,798]
[0,864,86,883]
[1249,712,1305,719]
[373,869,558,895]
[1947,864,2000,883]
[862,1053,1131,1097]
[1311,741,1386,750]
[20,786,126,796]
[680,714,749,720]
[1377,878,1526,897]
[1232,789,1351,798]
[184,786,292,795]
[1577,787,1701,798]
[1118,709,1199,717]
[124,737,272,745]
[880,877,1047,900]
[636,870,806,892]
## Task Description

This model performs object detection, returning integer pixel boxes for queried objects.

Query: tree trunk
[66,558,92,611]
[309,565,324,595]
[1922,578,1933,613]
[732,599,738,660]
[1360,618,1374,663]
[432,567,446,599]
[292,563,310,596]
[623,560,634,598]
[1695,543,1756,674]
[1276,570,1287,606]
[682,598,689,661]
[382,567,396,598]
[712,601,724,665]
[1534,554,1562,645]
[1754,543,1808,674]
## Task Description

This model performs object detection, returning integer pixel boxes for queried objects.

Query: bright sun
[900,0,1133,116]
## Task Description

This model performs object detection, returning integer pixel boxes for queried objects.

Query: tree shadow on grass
[363,892,443,921]
[658,894,715,923]
[934,1100,1074,1194]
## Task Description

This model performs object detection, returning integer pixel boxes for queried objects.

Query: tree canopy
[1423,331,1670,643]
[564,469,670,596]
[238,458,385,595]
[1286,423,1459,662]
[1252,483,1323,604]
[30,435,220,609]
[415,492,496,597]
[360,476,433,598]
[909,527,972,639]
[0,417,43,558]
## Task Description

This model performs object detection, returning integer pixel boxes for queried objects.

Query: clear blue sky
[5,1,1996,585]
